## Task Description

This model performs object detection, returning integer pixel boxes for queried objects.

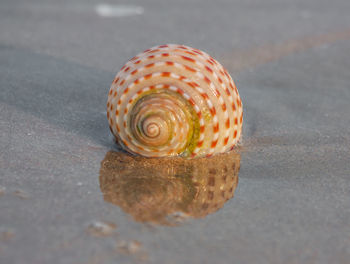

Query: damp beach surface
[1,0,350,263]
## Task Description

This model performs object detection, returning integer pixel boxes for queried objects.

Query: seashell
[107,44,243,158]
[99,150,240,225]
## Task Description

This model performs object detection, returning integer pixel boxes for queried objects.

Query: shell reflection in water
[99,151,240,225]
[100,151,240,225]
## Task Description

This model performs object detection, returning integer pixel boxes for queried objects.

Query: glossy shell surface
[107,44,243,158]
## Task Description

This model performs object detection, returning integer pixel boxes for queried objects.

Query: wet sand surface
[1,0,350,263]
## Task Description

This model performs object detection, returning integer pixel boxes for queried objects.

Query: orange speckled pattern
[107,44,243,158]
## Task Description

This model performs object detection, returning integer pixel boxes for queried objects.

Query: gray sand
[1,0,350,263]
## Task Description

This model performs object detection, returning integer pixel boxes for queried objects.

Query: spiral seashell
[99,150,240,225]
[107,44,243,158]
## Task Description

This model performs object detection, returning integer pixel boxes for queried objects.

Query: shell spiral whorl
[107,44,243,158]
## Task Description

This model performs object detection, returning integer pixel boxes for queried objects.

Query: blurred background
[1,0,350,263]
